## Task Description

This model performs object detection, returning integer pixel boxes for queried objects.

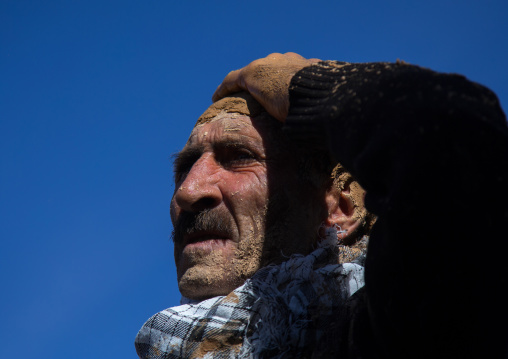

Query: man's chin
[177,265,241,301]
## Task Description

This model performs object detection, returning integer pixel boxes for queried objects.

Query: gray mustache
[171,209,233,245]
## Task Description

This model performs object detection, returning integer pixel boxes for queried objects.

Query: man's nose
[173,154,223,213]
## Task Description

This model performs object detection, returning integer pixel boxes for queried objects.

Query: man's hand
[212,52,321,122]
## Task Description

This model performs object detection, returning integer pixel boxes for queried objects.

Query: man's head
[170,93,373,300]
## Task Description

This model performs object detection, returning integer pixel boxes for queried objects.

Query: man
[136,91,374,358]
[136,53,508,358]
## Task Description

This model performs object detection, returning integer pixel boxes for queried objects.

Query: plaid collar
[135,238,366,358]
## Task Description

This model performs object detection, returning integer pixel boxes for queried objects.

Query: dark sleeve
[285,61,508,358]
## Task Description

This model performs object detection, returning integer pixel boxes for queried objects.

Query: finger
[212,69,243,102]
[213,80,243,102]
[283,52,307,60]
[264,52,286,60]
[211,84,224,102]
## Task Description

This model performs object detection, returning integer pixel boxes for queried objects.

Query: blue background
[1,1,507,358]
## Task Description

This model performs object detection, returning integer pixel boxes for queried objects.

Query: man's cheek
[229,184,269,215]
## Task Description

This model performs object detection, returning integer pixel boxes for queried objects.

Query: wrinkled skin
[171,113,328,300]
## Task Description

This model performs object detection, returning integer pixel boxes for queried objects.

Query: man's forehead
[195,111,252,130]
[194,92,264,126]
[183,92,285,152]
[186,113,262,147]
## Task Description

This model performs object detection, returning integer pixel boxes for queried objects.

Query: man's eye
[234,151,255,161]
[220,150,257,167]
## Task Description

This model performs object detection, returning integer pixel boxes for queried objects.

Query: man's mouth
[183,231,231,247]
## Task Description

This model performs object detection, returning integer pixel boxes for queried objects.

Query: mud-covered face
[170,113,326,300]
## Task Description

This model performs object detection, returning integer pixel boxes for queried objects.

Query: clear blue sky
[1,1,507,358]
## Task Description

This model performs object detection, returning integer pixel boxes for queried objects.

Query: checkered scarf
[135,237,366,358]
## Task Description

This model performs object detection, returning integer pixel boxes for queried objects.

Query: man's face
[170,112,326,300]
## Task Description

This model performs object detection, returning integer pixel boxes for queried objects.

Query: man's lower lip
[183,238,232,250]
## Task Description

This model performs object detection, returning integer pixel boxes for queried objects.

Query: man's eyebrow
[212,138,255,150]
[172,145,204,173]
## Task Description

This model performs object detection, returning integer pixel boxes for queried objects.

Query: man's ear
[324,180,363,244]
